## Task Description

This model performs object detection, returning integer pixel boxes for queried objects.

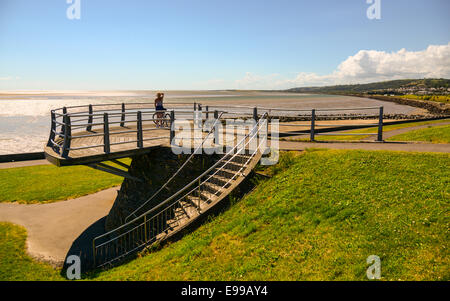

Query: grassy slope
[0,222,63,281]
[1,150,448,280]
[92,150,449,281]
[0,160,129,204]
[387,125,450,144]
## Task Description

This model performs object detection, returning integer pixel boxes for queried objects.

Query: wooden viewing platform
[44,103,385,167]
[44,102,222,166]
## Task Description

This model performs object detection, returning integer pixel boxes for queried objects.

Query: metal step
[214,167,245,178]
[224,161,246,170]
[208,174,234,187]
[223,154,251,163]
[202,181,224,194]
[185,195,201,208]
[198,190,218,203]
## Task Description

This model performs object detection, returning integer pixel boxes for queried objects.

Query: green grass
[0,222,64,281]
[387,125,450,144]
[1,150,448,280]
[312,119,450,142]
[0,159,129,204]
[90,150,449,281]
[398,94,450,104]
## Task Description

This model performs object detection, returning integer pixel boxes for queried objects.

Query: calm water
[0,91,418,154]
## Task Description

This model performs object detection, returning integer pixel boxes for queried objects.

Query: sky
[0,0,449,90]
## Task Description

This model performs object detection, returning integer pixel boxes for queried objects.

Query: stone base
[105,147,219,231]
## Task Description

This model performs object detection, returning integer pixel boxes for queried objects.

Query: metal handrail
[96,121,265,261]
[92,117,268,267]
[124,112,225,222]
[94,112,268,243]
[166,116,267,210]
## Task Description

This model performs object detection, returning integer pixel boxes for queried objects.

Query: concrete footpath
[279,141,450,153]
[0,159,50,169]
[375,122,450,140]
[0,187,119,266]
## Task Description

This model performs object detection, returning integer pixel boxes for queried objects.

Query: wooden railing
[273,106,384,141]
[46,103,385,158]
[46,103,225,158]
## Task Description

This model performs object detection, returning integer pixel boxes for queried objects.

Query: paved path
[0,159,50,169]
[279,140,450,153]
[372,121,450,140]
[0,187,118,266]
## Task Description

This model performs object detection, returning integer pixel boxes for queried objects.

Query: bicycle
[152,110,171,128]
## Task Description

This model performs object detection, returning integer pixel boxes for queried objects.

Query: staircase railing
[124,112,225,222]
[92,113,269,268]
[163,113,269,212]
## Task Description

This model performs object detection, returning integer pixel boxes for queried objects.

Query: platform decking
[45,123,171,166]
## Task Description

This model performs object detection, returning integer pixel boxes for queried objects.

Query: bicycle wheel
[152,112,158,125]
[162,113,171,128]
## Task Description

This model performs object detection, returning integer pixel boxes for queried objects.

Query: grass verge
[387,125,450,144]
[0,159,129,204]
[0,222,63,281]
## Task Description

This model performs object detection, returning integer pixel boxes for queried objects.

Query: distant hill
[286,78,450,94]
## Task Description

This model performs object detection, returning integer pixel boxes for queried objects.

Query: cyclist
[154,92,166,127]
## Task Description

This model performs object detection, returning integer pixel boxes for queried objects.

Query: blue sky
[0,0,449,90]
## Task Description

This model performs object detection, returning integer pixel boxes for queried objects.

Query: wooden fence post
[104,113,110,153]
[214,110,219,146]
[137,111,143,148]
[193,102,197,128]
[197,104,202,129]
[60,107,67,138]
[87,104,93,131]
[61,114,71,158]
[253,107,258,121]
[120,103,126,127]
[310,109,316,141]
[377,106,384,142]
[170,110,175,145]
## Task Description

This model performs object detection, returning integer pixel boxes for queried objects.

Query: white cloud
[234,43,450,89]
